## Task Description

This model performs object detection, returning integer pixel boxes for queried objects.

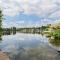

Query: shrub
[52,29,60,39]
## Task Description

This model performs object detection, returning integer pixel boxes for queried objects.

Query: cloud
[2,20,25,28]
[0,0,59,17]
[0,0,60,27]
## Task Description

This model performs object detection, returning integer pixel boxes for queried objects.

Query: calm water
[0,33,60,60]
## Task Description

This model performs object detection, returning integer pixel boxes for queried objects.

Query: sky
[0,0,60,28]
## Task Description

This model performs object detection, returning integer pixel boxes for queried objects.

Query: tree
[0,8,3,31]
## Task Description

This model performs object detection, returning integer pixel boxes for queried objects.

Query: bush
[52,29,60,39]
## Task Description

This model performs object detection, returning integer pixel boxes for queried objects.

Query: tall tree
[0,9,3,30]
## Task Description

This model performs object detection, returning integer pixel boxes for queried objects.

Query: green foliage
[41,26,47,31]
[48,32,53,36]
[0,9,3,31]
[52,29,60,39]
[48,29,60,39]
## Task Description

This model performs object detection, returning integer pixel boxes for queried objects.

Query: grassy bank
[50,29,60,39]
[44,29,60,39]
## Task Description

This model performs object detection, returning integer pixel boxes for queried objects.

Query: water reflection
[0,35,2,41]
[3,30,16,35]
[0,30,16,41]
[48,38,60,55]
[0,32,60,60]
[49,39,60,46]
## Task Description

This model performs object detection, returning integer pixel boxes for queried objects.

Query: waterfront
[0,32,60,60]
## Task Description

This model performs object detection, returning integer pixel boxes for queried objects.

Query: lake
[0,32,60,60]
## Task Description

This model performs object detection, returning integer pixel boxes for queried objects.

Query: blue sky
[0,0,60,28]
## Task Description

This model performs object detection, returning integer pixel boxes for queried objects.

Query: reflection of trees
[49,39,60,46]
[0,35,2,41]
[49,39,60,55]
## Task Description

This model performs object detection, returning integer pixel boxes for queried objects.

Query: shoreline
[0,51,10,60]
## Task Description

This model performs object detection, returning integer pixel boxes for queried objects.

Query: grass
[45,29,60,39]
[52,29,60,39]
